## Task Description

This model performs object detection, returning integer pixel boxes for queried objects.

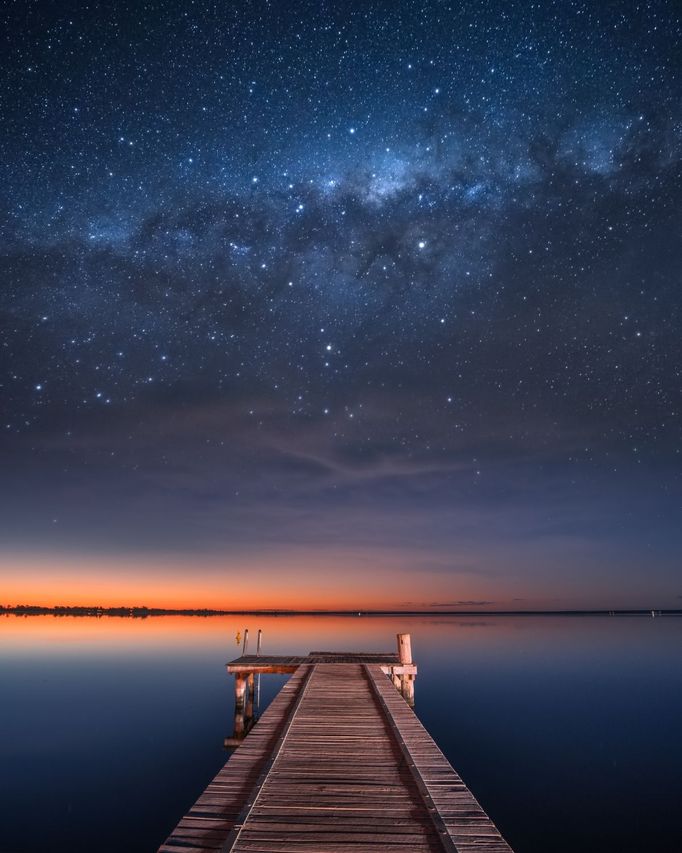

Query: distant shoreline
[1,605,680,618]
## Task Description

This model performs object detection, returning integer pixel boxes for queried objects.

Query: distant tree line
[0,604,230,617]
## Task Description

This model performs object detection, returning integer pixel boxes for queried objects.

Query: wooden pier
[159,635,512,852]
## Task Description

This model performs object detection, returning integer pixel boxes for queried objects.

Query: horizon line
[2,604,681,617]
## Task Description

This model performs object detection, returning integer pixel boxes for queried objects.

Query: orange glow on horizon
[0,549,543,611]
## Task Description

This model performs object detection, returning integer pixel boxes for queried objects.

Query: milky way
[1,0,681,606]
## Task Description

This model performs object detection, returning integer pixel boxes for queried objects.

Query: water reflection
[1,613,681,852]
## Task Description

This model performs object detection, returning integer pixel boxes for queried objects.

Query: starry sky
[1,0,681,609]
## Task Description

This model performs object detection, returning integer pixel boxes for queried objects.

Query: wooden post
[256,629,262,656]
[401,675,415,707]
[242,628,249,655]
[396,634,414,706]
[397,633,412,664]
[234,673,247,709]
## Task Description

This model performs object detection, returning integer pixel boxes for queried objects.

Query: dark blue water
[2,614,681,852]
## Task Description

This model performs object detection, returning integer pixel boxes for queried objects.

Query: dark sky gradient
[1,0,681,608]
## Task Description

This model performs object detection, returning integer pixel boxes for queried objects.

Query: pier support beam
[395,634,415,706]
[401,674,415,706]
[234,673,247,709]
[226,674,257,748]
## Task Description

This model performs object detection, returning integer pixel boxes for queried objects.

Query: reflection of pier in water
[160,633,512,852]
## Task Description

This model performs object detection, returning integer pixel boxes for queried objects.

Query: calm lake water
[2,614,681,852]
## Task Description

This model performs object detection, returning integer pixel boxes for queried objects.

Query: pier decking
[159,640,512,852]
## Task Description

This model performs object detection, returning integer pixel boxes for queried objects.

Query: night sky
[1,0,681,609]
